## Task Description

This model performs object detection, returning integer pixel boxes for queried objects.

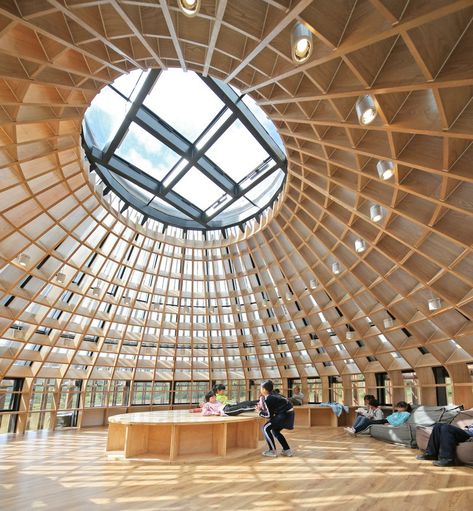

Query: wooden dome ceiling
[0,0,472,404]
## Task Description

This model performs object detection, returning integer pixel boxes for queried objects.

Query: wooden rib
[244,0,473,94]
[46,0,144,70]
[202,0,227,77]
[109,0,166,69]
[159,0,186,71]
[224,0,314,83]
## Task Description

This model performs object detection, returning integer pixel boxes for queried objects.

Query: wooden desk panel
[107,410,263,462]
[294,406,347,427]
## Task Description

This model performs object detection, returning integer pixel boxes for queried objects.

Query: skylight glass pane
[245,168,285,207]
[195,109,233,150]
[214,196,258,222]
[149,196,192,220]
[173,168,225,211]
[84,87,127,150]
[242,94,285,152]
[116,123,180,181]
[112,173,154,202]
[206,119,269,182]
[162,158,189,187]
[144,69,224,142]
[112,69,148,100]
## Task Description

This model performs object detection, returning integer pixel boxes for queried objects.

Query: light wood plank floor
[1,427,472,511]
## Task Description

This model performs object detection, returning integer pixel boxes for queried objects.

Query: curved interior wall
[0,1,473,431]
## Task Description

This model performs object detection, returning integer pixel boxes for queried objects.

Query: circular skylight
[82,69,287,231]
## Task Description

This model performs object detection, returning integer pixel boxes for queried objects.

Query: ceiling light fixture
[55,272,66,284]
[123,295,131,305]
[377,159,395,180]
[355,95,378,125]
[332,262,341,274]
[428,297,441,311]
[18,253,30,267]
[291,22,313,64]
[92,286,100,297]
[177,0,201,17]
[309,279,318,289]
[354,239,366,253]
[383,318,394,328]
[370,204,383,222]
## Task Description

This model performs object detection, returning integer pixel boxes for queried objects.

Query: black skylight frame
[82,69,287,231]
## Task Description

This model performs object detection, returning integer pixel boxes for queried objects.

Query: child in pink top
[201,391,227,416]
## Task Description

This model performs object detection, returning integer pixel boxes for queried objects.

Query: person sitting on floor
[416,421,473,467]
[344,396,383,434]
[289,386,304,406]
[345,400,411,434]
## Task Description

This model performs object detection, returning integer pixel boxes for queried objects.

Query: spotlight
[55,272,66,284]
[332,262,341,274]
[354,239,366,253]
[123,295,131,305]
[291,22,313,64]
[18,253,30,267]
[355,95,377,125]
[92,286,100,297]
[177,0,200,17]
[383,318,394,328]
[14,327,24,339]
[346,331,354,340]
[285,292,292,302]
[370,204,383,222]
[309,279,318,289]
[428,298,441,311]
[377,159,395,180]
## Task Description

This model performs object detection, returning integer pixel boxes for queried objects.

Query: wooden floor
[1,427,472,511]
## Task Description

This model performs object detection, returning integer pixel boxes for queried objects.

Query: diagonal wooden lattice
[0,1,472,430]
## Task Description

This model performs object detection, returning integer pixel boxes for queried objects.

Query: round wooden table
[107,410,264,462]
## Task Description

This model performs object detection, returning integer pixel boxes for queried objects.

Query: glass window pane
[206,119,269,182]
[112,69,149,100]
[245,168,285,208]
[149,195,193,220]
[116,123,181,181]
[173,168,225,211]
[242,94,285,152]
[144,69,224,142]
[84,87,128,150]
[214,196,259,222]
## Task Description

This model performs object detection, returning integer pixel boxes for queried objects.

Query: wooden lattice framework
[0,0,472,433]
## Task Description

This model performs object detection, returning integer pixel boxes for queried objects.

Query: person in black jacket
[259,380,295,457]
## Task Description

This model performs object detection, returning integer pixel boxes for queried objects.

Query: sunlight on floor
[1,427,472,511]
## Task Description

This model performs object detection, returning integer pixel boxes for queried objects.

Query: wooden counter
[107,410,263,462]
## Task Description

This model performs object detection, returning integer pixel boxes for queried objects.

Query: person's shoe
[432,458,454,467]
[345,427,356,435]
[416,453,437,461]
[281,449,294,457]
[262,450,277,457]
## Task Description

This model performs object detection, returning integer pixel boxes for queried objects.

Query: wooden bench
[293,405,348,428]
[107,410,263,462]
